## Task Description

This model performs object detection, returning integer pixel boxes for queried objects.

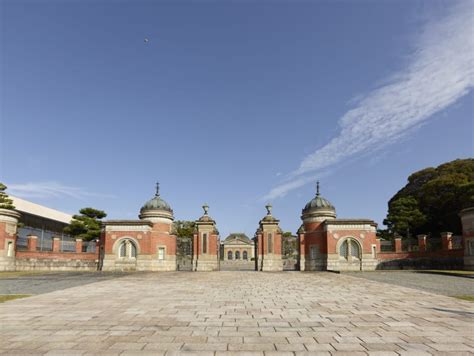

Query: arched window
[119,241,127,257]
[7,241,13,257]
[351,240,360,259]
[267,233,273,253]
[339,238,361,262]
[339,240,348,259]
[235,251,240,260]
[118,239,137,259]
[243,251,248,260]
[227,251,233,260]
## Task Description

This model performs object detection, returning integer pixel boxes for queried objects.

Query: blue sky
[1,0,473,237]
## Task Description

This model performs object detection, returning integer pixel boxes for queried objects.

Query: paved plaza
[1,272,473,355]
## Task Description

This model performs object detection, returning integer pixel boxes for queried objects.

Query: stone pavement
[0,271,473,355]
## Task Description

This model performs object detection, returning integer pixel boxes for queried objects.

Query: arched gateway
[100,182,379,272]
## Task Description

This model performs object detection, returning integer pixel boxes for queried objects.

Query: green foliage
[282,232,297,258]
[384,196,427,237]
[376,228,394,240]
[173,221,196,258]
[173,220,195,238]
[64,207,107,241]
[384,159,474,237]
[0,183,15,210]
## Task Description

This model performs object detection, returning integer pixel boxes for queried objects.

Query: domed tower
[193,204,219,271]
[139,182,174,224]
[255,204,283,271]
[301,181,336,223]
[299,181,335,271]
[138,183,177,271]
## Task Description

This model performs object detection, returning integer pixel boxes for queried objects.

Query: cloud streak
[265,1,474,200]
[7,181,115,200]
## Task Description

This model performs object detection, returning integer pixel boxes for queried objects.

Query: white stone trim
[105,225,152,232]
[326,224,376,232]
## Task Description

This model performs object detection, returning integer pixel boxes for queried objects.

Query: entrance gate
[176,236,193,271]
[282,234,299,271]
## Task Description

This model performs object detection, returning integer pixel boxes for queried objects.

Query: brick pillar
[417,234,427,252]
[298,229,305,271]
[75,239,83,253]
[460,207,474,270]
[394,238,402,252]
[257,204,283,271]
[52,237,61,252]
[194,204,219,271]
[441,232,453,251]
[27,235,38,251]
[192,233,198,270]
[0,208,21,271]
[375,238,381,253]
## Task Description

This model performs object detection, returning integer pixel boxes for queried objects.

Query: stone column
[417,234,427,252]
[441,232,453,251]
[394,237,402,253]
[75,239,83,253]
[0,208,21,271]
[52,237,61,252]
[27,235,38,252]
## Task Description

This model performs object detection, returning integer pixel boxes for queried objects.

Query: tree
[282,231,297,257]
[173,221,195,258]
[0,183,15,210]
[173,220,195,238]
[384,159,474,236]
[64,207,107,241]
[383,196,427,237]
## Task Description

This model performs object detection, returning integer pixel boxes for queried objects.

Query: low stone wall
[377,249,464,270]
[15,251,98,271]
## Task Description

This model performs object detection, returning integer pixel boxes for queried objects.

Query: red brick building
[298,182,378,271]
[101,183,177,271]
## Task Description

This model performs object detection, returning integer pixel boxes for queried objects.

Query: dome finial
[202,203,209,215]
[316,181,320,197]
[155,182,160,197]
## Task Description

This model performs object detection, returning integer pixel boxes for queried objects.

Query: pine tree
[0,183,15,210]
[64,207,106,241]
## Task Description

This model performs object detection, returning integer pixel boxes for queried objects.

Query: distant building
[11,196,73,251]
[220,233,255,261]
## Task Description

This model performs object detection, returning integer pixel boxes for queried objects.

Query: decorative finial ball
[265,203,272,215]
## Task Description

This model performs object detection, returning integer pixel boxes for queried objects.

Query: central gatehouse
[100,182,380,272]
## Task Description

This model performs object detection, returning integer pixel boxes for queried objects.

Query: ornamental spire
[316,181,320,197]
[155,182,160,197]
[202,203,209,215]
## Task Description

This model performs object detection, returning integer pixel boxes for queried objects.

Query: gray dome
[302,182,335,214]
[140,183,173,213]
[303,196,335,212]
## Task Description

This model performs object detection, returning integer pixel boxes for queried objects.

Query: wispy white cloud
[265,1,474,200]
[7,181,115,200]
